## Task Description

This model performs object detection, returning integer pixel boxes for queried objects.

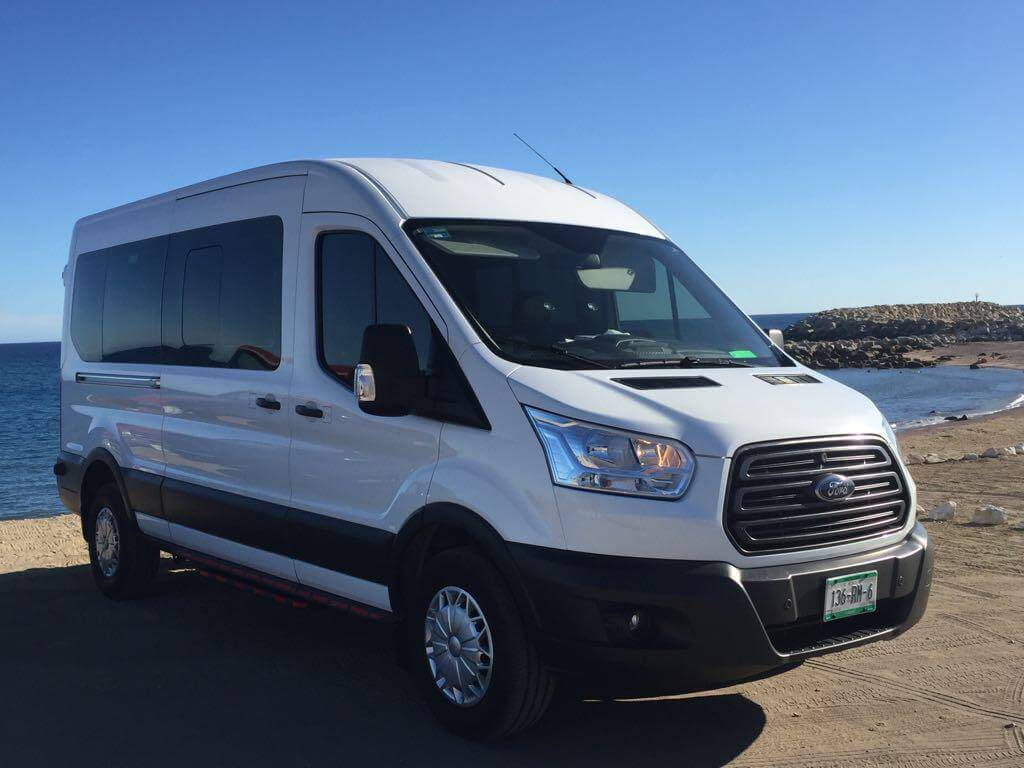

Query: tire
[406,547,555,739]
[86,482,159,599]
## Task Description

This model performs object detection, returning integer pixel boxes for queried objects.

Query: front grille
[725,436,910,554]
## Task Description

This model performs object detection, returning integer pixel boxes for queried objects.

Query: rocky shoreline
[782,302,1024,369]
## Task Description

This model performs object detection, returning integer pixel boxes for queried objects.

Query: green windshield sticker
[730,350,757,359]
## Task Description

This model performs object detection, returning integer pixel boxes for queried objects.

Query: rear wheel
[86,482,159,599]
[406,547,554,739]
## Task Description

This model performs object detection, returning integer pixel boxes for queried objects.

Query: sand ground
[909,340,1024,370]
[2,414,1023,766]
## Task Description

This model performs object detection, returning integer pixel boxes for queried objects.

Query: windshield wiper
[615,356,752,369]
[491,337,614,369]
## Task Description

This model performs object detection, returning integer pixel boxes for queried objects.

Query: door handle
[255,395,281,411]
[295,403,324,419]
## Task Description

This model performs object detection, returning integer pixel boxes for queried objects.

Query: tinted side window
[101,238,166,363]
[318,232,488,428]
[181,246,223,351]
[319,233,375,385]
[70,251,107,362]
[376,248,434,373]
[163,217,283,369]
[70,235,166,363]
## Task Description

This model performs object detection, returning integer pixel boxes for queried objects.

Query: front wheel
[86,482,159,599]
[406,547,554,739]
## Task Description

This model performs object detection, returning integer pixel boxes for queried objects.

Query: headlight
[525,407,696,499]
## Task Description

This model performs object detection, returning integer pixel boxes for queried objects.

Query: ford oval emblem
[814,473,856,502]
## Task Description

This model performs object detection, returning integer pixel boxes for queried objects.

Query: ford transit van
[54,159,932,738]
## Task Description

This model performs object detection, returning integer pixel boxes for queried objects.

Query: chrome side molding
[75,372,161,388]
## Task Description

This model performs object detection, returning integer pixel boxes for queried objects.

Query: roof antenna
[513,132,573,185]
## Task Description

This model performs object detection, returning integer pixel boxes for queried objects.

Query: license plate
[823,570,878,622]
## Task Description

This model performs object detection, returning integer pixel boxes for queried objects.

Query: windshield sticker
[420,226,451,240]
[729,350,757,359]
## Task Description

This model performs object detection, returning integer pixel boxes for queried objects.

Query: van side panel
[426,343,566,550]
[160,177,303,523]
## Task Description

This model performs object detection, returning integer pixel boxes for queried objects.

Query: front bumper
[509,523,933,697]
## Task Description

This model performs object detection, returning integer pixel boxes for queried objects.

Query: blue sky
[1,1,1021,342]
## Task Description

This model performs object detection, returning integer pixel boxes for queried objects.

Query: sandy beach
[912,340,1024,371]
[2,411,1023,766]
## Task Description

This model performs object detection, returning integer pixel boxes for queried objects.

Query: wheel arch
[391,503,541,633]
[78,449,131,539]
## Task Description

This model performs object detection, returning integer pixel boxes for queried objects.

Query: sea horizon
[5,306,1023,347]
[2,336,1024,520]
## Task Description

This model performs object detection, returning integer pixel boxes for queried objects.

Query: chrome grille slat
[746,504,903,535]
[738,498,903,525]
[823,451,877,463]
[740,443,891,480]
[746,509,903,544]
[736,472,901,515]
[726,437,910,554]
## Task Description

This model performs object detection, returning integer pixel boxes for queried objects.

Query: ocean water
[750,312,809,330]
[0,342,61,520]
[1,339,1022,520]
[825,366,1024,430]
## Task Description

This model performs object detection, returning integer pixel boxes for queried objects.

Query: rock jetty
[782,302,1024,369]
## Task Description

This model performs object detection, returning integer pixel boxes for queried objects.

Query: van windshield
[406,220,789,370]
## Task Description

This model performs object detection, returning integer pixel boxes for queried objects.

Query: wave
[894,390,1024,431]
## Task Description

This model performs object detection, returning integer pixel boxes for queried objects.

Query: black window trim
[314,228,490,430]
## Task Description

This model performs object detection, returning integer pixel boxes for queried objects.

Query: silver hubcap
[424,586,494,707]
[94,507,120,578]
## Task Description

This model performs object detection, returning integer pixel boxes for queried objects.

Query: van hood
[507,366,891,458]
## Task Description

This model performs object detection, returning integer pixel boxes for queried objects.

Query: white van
[55,159,932,738]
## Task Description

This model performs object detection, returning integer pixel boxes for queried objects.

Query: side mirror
[767,329,785,347]
[357,324,421,416]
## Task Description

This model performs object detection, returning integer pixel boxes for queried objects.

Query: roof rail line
[447,162,506,186]
[563,184,597,200]
[176,172,308,201]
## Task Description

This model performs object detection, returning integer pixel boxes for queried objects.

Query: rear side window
[163,217,283,369]
[181,246,224,351]
[70,235,166,363]
[69,216,283,369]
[70,251,107,362]
[318,231,488,428]
[101,239,166,363]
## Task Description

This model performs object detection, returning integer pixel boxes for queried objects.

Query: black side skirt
[119,470,396,589]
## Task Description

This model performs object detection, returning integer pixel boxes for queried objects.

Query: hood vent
[613,376,719,391]
[755,374,820,386]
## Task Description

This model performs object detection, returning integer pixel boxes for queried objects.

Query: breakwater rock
[785,302,1024,343]
[785,336,943,369]
[781,302,1024,369]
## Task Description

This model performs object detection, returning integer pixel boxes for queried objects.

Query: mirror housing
[768,328,785,348]
[357,324,421,416]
